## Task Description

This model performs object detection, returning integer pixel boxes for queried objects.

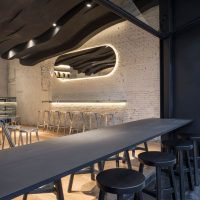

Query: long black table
[0,118,191,199]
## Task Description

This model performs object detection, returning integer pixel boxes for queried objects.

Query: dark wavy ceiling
[55,45,116,76]
[0,0,123,66]
[0,0,158,66]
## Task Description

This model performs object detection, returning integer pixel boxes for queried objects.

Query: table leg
[55,179,64,200]
[124,150,132,169]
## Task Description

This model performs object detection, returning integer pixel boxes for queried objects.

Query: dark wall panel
[174,0,200,132]
[174,0,200,28]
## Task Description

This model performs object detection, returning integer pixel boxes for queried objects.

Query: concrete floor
[0,128,199,200]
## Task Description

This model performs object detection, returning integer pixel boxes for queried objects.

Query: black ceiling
[0,0,158,66]
[55,45,116,76]
[0,0,123,66]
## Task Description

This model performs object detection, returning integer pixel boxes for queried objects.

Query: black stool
[96,168,145,200]
[138,151,177,200]
[162,139,194,200]
[179,133,200,186]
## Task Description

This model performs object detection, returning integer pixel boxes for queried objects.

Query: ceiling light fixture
[86,3,92,8]
[52,23,57,27]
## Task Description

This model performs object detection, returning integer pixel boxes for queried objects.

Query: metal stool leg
[2,131,5,149]
[156,166,162,200]
[14,131,17,144]
[36,131,39,141]
[68,174,75,193]
[30,132,32,144]
[26,132,28,144]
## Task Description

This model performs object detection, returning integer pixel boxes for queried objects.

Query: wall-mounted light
[52,23,57,27]
[86,3,92,8]
[51,101,126,107]
[27,39,35,48]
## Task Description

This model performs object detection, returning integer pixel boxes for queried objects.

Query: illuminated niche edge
[55,43,119,82]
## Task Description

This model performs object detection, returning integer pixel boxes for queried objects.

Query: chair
[19,126,39,144]
[96,168,145,200]
[43,110,50,130]
[69,111,85,134]
[179,132,200,186]
[162,139,195,200]
[37,110,45,130]
[59,111,71,134]
[54,111,61,133]
[138,151,177,200]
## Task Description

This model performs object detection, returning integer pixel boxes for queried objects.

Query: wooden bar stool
[179,132,200,186]
[96,168,145,200]
[138,151,177,200]
[162,139,195,200]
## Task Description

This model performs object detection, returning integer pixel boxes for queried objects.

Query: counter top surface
[0,118,191,199]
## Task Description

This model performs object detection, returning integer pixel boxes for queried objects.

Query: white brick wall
[8,21,160,125]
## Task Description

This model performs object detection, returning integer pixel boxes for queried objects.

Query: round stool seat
[138,151,176,167]
[162,139,193,150]
[96,168,145,194]
[179,133,200,140]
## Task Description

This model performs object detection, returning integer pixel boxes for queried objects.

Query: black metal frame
[95,0,200,120]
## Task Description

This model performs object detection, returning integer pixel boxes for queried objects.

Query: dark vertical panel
[174,0,200,29]
[174,26,200,132]
[173,0,200,132]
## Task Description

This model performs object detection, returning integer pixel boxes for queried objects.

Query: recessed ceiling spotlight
[86,3,92,8]
[52,23,57,27]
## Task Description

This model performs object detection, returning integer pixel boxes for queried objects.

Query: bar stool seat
[162,139,193,150]
[96,168,145,200]
[138,151,177,200]
[138,151,176,167]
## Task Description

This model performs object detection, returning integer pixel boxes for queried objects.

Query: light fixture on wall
[86,3,92,8]
[51,101,126,107]
[52,23,57,27]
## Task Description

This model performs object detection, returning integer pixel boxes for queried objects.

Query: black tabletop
[0,118,191,199]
